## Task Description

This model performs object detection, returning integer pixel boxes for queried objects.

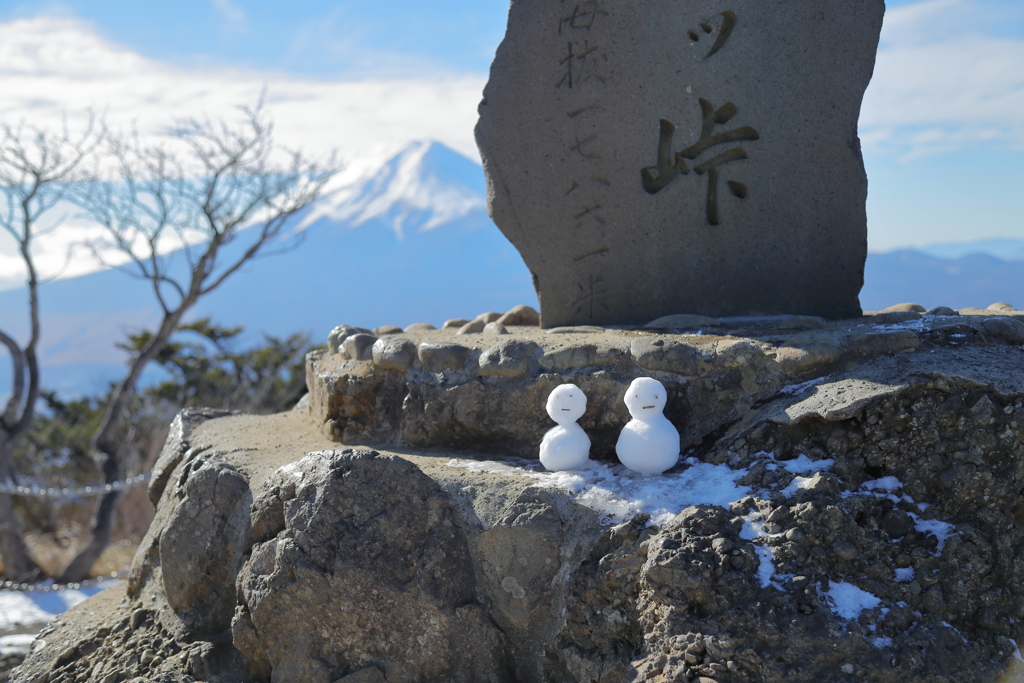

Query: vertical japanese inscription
[559,0,611,319]
[640,10,759,227]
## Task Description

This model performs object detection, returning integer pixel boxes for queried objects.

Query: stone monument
[476,0,885,327]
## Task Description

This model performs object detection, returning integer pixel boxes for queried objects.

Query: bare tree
[57,100,336,581]
[0,115,104,581]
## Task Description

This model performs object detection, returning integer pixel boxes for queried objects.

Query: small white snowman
[616,377,680,475]
[539,384,592,471]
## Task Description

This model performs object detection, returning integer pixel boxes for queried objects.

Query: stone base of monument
[13,305,1024,683]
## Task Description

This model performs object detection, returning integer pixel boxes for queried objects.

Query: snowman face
[624,377,667,419]
[546,384,587,424]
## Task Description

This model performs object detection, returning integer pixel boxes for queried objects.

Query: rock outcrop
[13,306,1024,683]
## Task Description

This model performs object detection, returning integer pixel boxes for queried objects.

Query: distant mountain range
[1,141,1022,398]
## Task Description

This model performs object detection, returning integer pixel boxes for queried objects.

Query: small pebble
[483,322,509,335]
[130,609,148,630]
[457,319,486,335]
[833,540,858,561]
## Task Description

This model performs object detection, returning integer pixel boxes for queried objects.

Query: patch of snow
[779,454,834,474]
[779,376,828,395]
[840,476,956,554]
[0,633,37,655]
[913,518,957,552]
[0,580,120,629]
[445,457,750,528]
[738,510,782,589]
[895,567,915,582]
[753,546,776,588]
[872,637,893,648]
[781,474,821,498]
[862,476,903,492]
[738,510,764,540]
[822,581,881,621]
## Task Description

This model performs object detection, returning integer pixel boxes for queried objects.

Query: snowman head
[546,383,587,425]
[624,377,667,420]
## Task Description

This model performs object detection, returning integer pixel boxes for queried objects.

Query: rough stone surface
[496,304,541,327]
[478,339,541,378]
[540,344,623,371]
[15,356,1024,683]
[483,321,510,335]
[475,312,503,324]
[233,449,509,683]
[341,333,377,361]
[370,336,417,372]
[327,325,372,354]
[149,408,238,506]
[159,459,251,636]
[645,314,719,329]
[476,0,884,326]
[457,319,487,335]
[308,308,1024,460]
[418,341,474,373]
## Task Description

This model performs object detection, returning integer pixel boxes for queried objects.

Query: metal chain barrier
[1,566,132,593]
[0,472,151,498]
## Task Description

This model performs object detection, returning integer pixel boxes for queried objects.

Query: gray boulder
[233,449,510,683]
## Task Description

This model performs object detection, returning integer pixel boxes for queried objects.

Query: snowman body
[540,384,591,471]
[616,377,679,475]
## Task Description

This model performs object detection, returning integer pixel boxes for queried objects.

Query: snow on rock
[862,476,904,492]
[779,453,835,474]
[738,510,781,589]
[446,456,750,527]
[822,581,882,621]
[894,567,915,583]
[841,475,957,552]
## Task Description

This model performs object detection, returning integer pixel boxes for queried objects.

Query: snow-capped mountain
[0,141,534,397]
[301,141,487,238]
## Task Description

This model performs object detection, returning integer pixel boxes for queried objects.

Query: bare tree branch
[58,96,338,582]
[0,109,105,581]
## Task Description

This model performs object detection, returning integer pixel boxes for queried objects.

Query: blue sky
[1,0,1022,266]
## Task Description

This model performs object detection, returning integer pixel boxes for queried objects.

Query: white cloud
[0,16,486,290]
[861,0,1024,159]
[0,17,484,162]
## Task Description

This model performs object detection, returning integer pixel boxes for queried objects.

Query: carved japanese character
[574,247,610,262]
[571,274,609,319]
[641,98,759,225]
[557,40,607,89]
[560,1,610,33]
[687,11,738,60]
[569,133,603,158]
[571,202,606,230]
